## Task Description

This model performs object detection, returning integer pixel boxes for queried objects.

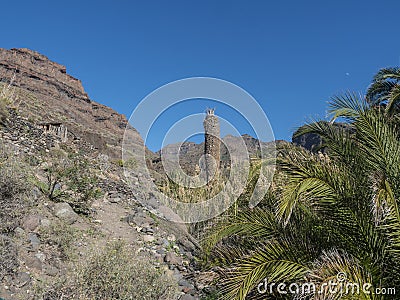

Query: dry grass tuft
[36,240,178,300]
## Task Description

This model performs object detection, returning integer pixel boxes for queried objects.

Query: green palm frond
[354,108,400,176]
[385,84,400,115]
[208,243,252,267]
[202,208,279,254]
[219,239,309,300]
[292,120,357,165]
[328,92,369,122]
[277,146,344,225]
[382,211,400,259]
[372,67,400,81]
[372,175,400,258]
[309,249,378,300]
[367,67,400,116]
[366,81,397,105]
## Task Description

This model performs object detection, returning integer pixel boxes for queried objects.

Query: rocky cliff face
[292,132,323,152]
[0,48,143,158]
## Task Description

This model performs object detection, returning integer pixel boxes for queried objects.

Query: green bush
[113,159,124,167]
[36,150,103,215]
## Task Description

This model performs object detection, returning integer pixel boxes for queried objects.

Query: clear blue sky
[1,0,400,151]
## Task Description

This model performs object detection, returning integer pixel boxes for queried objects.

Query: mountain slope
[0,48,207,299]
[0,48,142,158]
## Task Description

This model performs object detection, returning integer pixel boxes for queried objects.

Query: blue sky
[1,0,400,151]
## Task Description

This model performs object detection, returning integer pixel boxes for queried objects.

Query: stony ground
[0,110,217,300]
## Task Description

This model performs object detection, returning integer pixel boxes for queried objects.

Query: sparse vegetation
[0,235,18,281]
[0,145,30,234]
[112,157,137,169]
[0,84,11,124]
[0,78,21,124]
[161,173,225,204]
[36,241,178,300]
[39,220,82,259]
[0,144,31,282]
[0,95,8,124]
[0,49,206,300]
[35,149,103,214]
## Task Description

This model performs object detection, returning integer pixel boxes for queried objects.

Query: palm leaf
[219,239,309,300]
[309,249,379,300]
[328,92,368,122]
[202,208,278,254]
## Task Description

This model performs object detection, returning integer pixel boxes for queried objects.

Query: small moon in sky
[345,72,350,76]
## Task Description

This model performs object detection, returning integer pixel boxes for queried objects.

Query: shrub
[0,148,30,234]
[39,220,81,259]
[63,158,103,214]
[36,150,102,215]
[112,158,137,169]
[0,173,27,233]
[0,95,8,124]
[37,241,178,299]
[0,235,18,281]
[113,159,124,167]
[0,81,19,124]
[0,146,31,281]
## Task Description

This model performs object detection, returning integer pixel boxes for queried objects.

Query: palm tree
[366,67,400,116]
[203,93,400,299]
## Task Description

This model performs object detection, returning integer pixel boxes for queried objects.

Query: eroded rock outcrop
[0,48,142,158]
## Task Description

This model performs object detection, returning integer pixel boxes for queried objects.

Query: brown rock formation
[0,48,143,158]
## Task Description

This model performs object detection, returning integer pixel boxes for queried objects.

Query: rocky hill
[0,48,143,158]
[0,48,214,300]
[0,107,209,299]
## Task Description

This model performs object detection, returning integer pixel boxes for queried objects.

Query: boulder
[54,202,79,224]
[22,214,41,231]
